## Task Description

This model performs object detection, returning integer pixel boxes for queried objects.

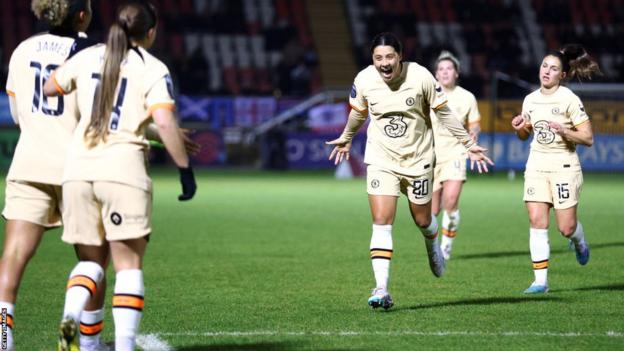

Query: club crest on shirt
[350,84,357,98]
[111,212,123,225]
[551,107,563,115]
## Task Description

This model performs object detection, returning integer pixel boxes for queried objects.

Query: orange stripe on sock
[442,229,457,238]
[5,315,13,329]
[113,294,145,311]
[370,249,393,260]
[533,260,549,270]
[80,321,103,336]
[67,275,97,296]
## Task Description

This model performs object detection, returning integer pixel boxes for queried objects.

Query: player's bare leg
[440,180,463,260]
[555,206,589,265]
[408,201,445,278]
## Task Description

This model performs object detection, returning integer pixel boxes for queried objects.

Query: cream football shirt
[52,45,175,191]
[431,86,480,162]
[5,33,82,185]
[522,86,588,171]
[349,62,448,176]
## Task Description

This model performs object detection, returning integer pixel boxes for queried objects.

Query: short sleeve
[146,73,175,114]
[348,74,367,113]
[52,52,83,95]
[467,94,480,124]
[568,95,589,127]
[5,49,18,97]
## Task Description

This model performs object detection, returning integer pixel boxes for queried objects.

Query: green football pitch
[2,170,623,350]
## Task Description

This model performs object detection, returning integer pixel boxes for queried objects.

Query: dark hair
[31,0,89,30]
[85,1,157,147]
[370,32,402,55]
[548,44,602,81]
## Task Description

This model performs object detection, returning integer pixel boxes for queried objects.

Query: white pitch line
[136,333,176,351]
[155,330,624,338]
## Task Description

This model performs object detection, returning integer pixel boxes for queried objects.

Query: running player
[327,33,493,310]
[43,1,196,349]
[431,51,481,260]
[511,44,600,294]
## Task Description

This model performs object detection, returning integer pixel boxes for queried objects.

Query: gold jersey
[53,44,175,191]
[522,86,589,171]
[5,32,83,185]
[431,85,480,162]
[349,62,448,176]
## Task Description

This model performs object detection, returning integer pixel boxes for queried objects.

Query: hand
[467,144,494,173]
[178,166,197,201]
[180,128,201,156]
[326,137,352,165]
[511,114,527,131]
[548,121,566,137]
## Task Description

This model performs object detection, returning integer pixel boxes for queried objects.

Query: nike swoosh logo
[370,102,379,105]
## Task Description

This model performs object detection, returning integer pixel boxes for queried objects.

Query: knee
[414,214,432,228]
[558,222,577,238]
[528,213,548,229]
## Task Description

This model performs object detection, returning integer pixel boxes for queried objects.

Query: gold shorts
[2,180,62,228]
[62,181,152,245]
[433,156,467,193]
[367,165,433,205]
[523,169,583,209]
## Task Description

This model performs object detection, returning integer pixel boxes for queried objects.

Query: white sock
[80,309,105,347]
[370,224,393,290]
[419,215,439,250]
[442,209,460,243]
[63,261,104,322]
[113,269,144,351]
[529,228,550,286]
[0,301,14,350]
[569,221,586,246]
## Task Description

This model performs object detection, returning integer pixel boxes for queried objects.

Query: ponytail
[85,23,128,147]
[549,44,602,82]
[84,1,157,147]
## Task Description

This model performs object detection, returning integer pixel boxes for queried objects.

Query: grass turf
[2,170,623,350]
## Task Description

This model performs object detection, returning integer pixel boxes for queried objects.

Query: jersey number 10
[30,61,64,116]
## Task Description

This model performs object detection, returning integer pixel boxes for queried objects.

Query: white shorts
[433,156,467,193]
[367,165,433,205]
[2,180,62,228]
[62,181,152,245]
[523,169,583,209]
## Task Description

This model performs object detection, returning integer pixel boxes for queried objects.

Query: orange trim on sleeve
[468,120,481,126]
[6,90,15,97]
[67,275,97,296]
[51,73,67,95]
[574,119,590,128]
[148,103,175,114]
[432,101,448,111]
[349,104,367,114]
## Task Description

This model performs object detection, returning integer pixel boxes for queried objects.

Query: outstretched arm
[434,104,493,173]
[326,108,367,164]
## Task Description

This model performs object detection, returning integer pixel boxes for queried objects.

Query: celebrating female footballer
[327,33,492,310]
